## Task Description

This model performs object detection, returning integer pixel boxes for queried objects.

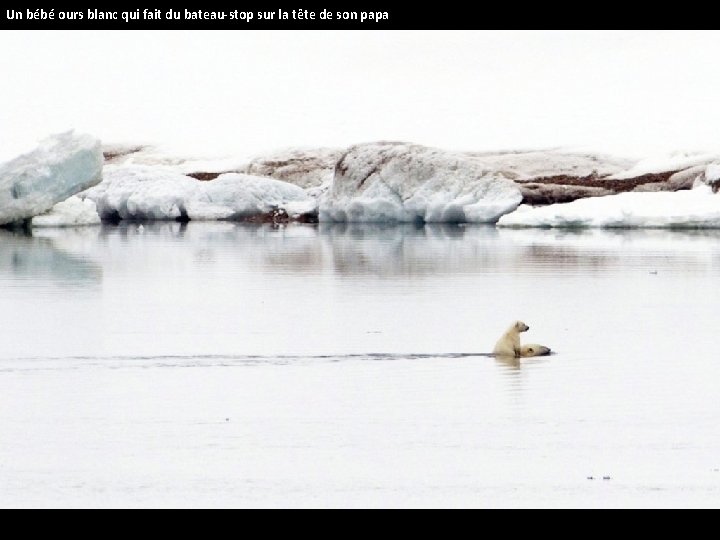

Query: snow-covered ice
[498,184,720,229]
[32,197,101,228]
[19,140,711,228]
[91,143,720,226]
[84,165,316,222]
[320,142,523,223]
[0,132,103,225]
[193,174,317,221]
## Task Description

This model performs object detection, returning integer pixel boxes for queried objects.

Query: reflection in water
[2,221,720,507]
[320,222,483,277]
[0,229,103,286]
[494,355,522,371]
[4,222,719,288]
[74,222,720,280]
[497,227,720,274]
[98,221,190,242]
[226,222,720,278]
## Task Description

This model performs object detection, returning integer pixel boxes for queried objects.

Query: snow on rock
[498,184,720,229]
[632,165,705,193]
[95,143,720,218]
[484,150,717,204]
[31,197,101,228]
[0,132,103,226]
[462,149,634,180]
[320,142,523,223]
[608,152,720,180]
[84,165,316,222]
[102,144,148,164]
[242,147,343,191]
[101,144,250,180]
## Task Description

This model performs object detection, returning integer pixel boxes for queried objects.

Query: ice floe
[83,165,316,222]
[0,132,102,226]
[32,197,101,228]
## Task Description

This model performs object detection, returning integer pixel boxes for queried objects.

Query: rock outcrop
[242,148,342,191]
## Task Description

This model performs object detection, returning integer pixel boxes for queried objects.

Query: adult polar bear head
[520,344,551,357]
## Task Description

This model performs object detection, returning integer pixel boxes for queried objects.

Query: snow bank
[0,132,103,226]
[498,184,720,229]
[320,142,523,223]
[32,197,101,228]
[84,165,316,222]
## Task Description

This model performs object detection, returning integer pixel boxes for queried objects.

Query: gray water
[1,223,719,508]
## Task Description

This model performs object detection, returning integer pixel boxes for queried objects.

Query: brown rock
[102,145,147,164]
[242,148,343,190]
[519,183,614,205]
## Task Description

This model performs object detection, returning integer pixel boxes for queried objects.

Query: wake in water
[0,353,557,373]
[5,352,496,363]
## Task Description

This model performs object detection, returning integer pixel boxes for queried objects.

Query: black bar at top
[0,7,706,30]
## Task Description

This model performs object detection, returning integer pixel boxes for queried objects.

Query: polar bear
[520,344,551,357]
[493,321,529,357]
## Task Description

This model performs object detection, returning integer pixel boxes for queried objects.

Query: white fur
[493,321,529,358]
[520,344,551,357]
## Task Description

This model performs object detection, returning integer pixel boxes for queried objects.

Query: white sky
[1,30,719,160]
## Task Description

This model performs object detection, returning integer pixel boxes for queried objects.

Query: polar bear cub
[493,321,529,357]
[493,321,552,358]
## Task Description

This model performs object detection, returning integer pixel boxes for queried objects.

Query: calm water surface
[1,223,719,507]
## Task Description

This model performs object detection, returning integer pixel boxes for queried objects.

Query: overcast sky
[1,30,719,160]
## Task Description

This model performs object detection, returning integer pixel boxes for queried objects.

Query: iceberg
[0,132,103,226]
[186,173,317,221]
[84,165,316,222]
[320,142,523,223]
[497,184,720,229]
[31,197,102,228]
